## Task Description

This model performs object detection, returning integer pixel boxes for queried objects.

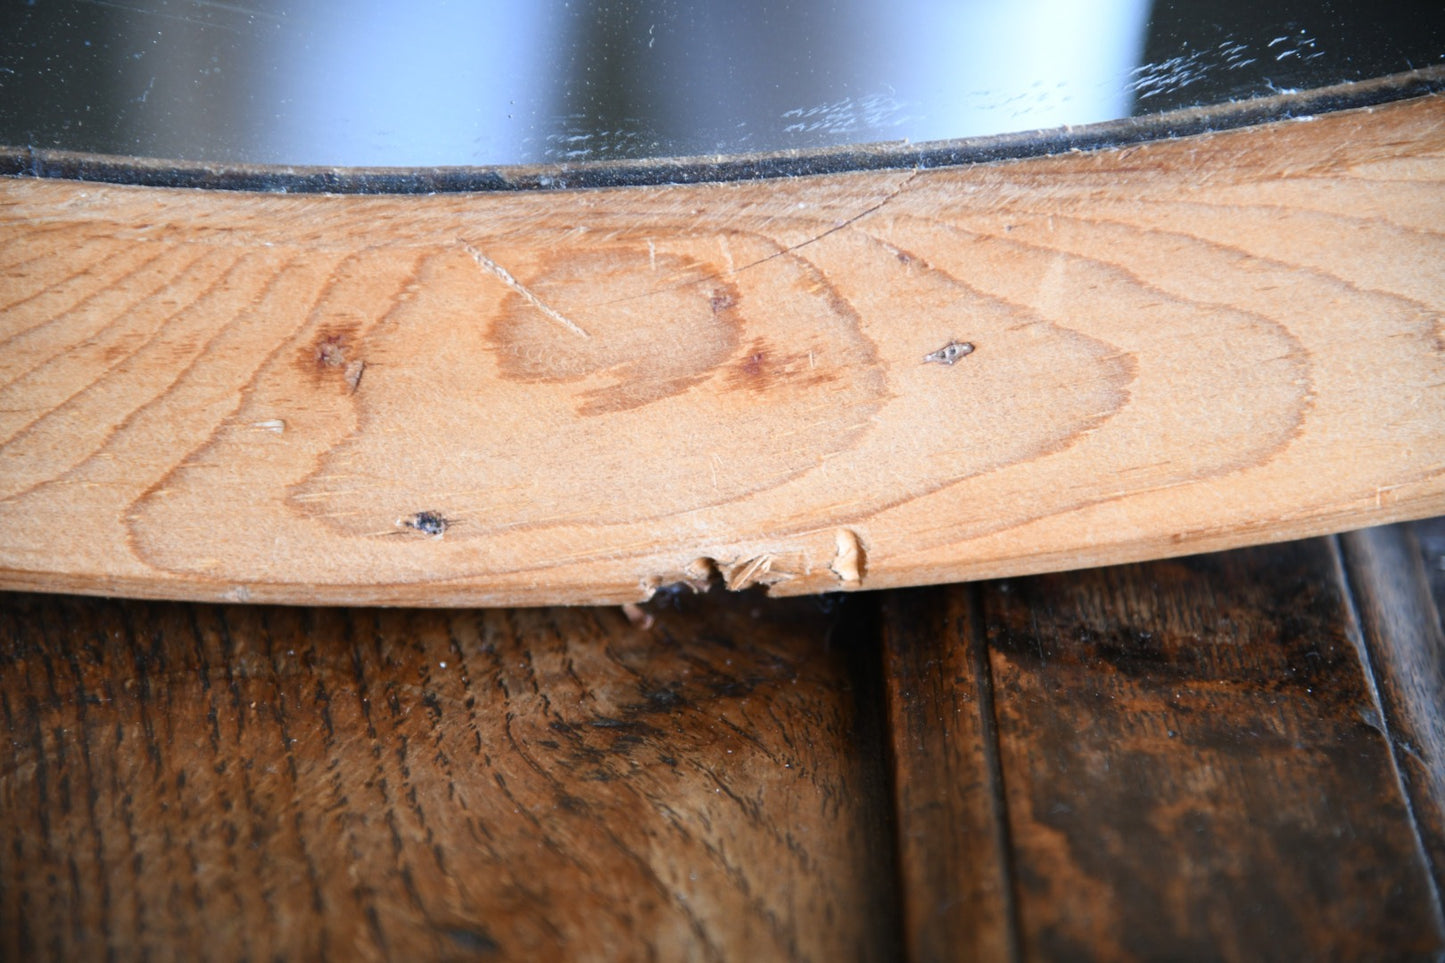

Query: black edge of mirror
[1,66,1442,195]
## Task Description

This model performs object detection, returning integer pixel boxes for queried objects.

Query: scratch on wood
[685,557,718,588]
[831,529,864,585]
[458,239,591,338]
[729,169,922,278]
[718,235,736,275]
[591,170,924,311]
[639,558,718,600]
[344,360,366,392]
[727,554,774,592]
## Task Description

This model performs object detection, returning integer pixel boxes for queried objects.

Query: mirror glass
[3,0,1442,167]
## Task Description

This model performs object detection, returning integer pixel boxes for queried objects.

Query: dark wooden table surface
[3,521,1443,962]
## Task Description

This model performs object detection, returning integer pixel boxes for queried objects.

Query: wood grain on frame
[2,89,1443,606]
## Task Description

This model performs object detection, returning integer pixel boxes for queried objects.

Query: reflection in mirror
[1,0,1442,167]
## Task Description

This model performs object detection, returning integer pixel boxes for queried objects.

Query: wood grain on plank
[2,92,1444,606]
[880,586,1017,962]
[883,540,1445,962]
[1413,516,1445,622]
[1341,523,1445,901]
[0,589,898,962]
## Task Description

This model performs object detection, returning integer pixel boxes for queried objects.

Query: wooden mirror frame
[2,68,1443,607]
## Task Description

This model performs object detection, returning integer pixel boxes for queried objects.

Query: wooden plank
[989,541,1445,960]
[0,589,899,962]
[1341,524,1445,901]
[880,586,1017,962]
[884,539,1445,961]
[2,85,1444,606]
[1411,517,1445,622]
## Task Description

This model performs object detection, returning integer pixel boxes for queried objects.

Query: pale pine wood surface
[2,94,1443,606]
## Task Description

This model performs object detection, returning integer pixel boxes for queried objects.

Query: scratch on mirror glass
[76,0,282,32]
[1131,31,1323,102]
